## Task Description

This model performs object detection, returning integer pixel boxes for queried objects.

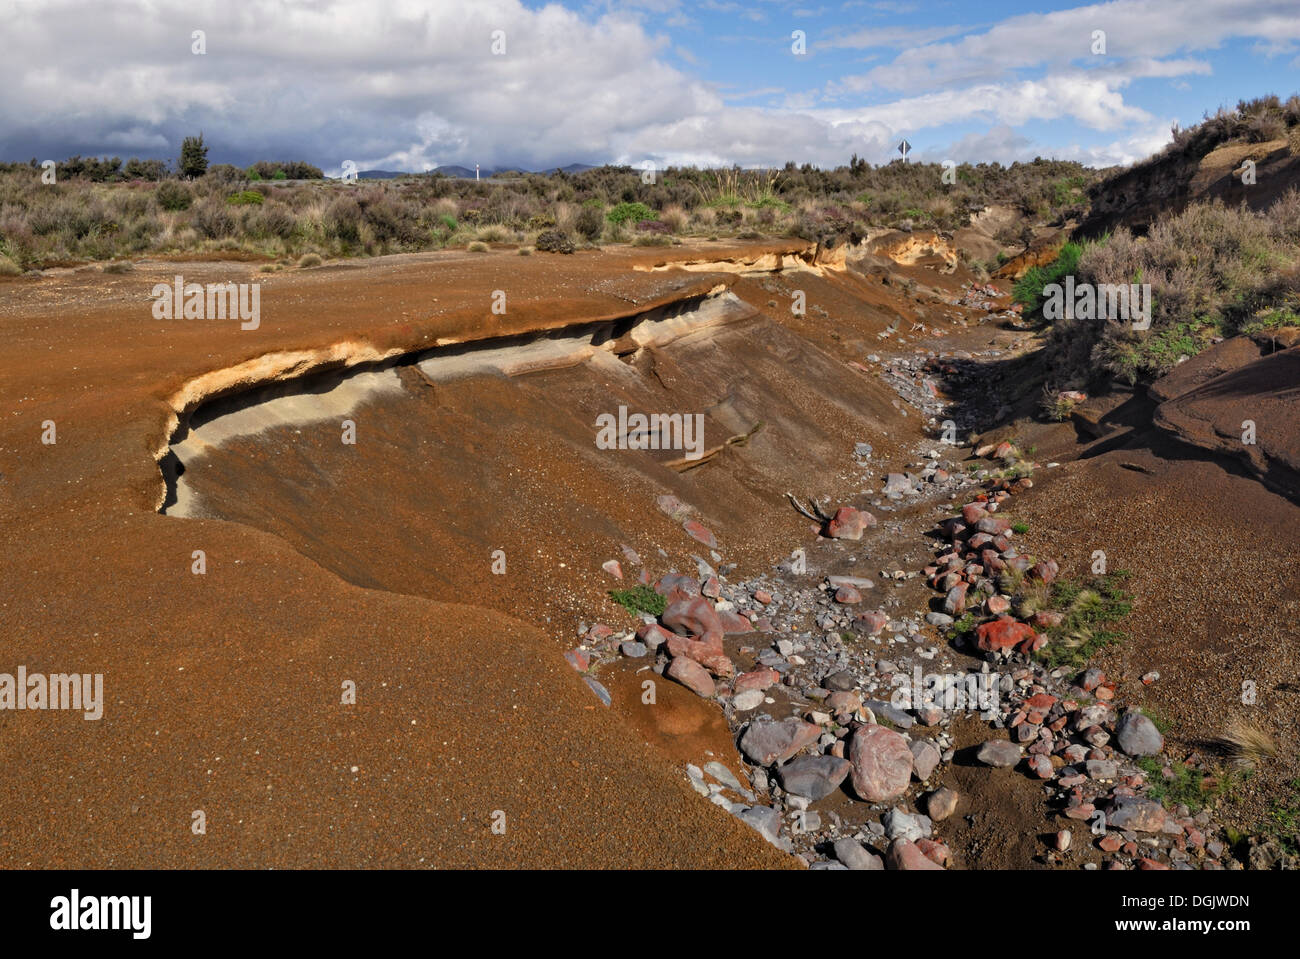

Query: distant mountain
[353,163,599,180]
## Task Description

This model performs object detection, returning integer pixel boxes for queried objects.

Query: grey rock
[620,640,647,658]
[833,837,884,870]
[777,755,852,801]
[925,612,954,628]
[740,718,821,766]
[910,740,941,781]
[737,805,793,852]
[976,739,1022,767]
[1115,710,1164,757]
[1108,795,1166,833]
[583,676,611,707]
[732,689,765,711]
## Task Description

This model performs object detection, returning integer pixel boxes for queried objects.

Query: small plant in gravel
[1011,521,1030,534]
[608,585,665,618]
[1033,570,1133,669]
[1219,716,1278,767]
[1137,756,1234,814]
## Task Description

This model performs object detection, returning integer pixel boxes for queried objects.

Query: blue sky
[2,0,1297,173]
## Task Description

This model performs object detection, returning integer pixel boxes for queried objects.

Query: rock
[857,610,889,635]
[667,657,715,698]
[974,616,1037,654]
[777,755,852,800]
[827,506,876,540]
[976,739,1023,768]
[943,583,969,615]
[662,596,722,642]
[1027,755,1054,779]
[620,640,647,658]
[682,519,717,549]
[883,807,928,841]
[1108,795,1166,833]
[665,634,733,677]
[583,676,611,707]
[732,689,765,711]
[834,585,863,605]
[910,740,941,781]
[927,786,958,821]
[563,649,591,672]
[737,805,791,851]
[740,718,821,766]
[1055,829,1072,852]
[925,612,953,628]
[1115,710,1165,757]
[733,668,781,693]
[883,473,914,496]
[753,589,773,605]
[915,838,951,867]
[655,494,693,523]
[848,725,914,802]
[636,623,673,650]
[833,838,883,870]
[886,838,943,870]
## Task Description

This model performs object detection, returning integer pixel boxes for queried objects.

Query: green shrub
[608,585,666,618]
[606,201,655,225]
[155,181,192,211]
[226,190,265,206]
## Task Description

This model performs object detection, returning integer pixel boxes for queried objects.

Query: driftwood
[785,492,832,523]
[664,421,764,472]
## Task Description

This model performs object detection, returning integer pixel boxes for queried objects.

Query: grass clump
[1033,570,1133,669]
[297,252,322,268]
[1137,757,1237,814]
[608,585,666,618]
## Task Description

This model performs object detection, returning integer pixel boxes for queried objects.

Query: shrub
[297,252,322,268]
[606,201,655,225]
[534,230,575,254]
[323,195,363,243]
[608,586,666,618]
[226,190,265,206]
[575,205,604,240]
[155,181,192,211]
[192,199,236,238]
[467,241,488,252]
[0,255,21,276]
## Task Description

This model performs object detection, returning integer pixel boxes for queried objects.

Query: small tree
[179,134,209,179]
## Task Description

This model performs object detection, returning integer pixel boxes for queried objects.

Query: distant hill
[354,162,599,180]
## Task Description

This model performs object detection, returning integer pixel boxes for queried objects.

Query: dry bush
[1219,716,1277,767]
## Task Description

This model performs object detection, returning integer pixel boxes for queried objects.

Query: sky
[1,0,1297,175]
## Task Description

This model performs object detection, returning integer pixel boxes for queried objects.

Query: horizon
[3,0,1298,176]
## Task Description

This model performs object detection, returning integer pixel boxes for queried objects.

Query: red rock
[986,594,1011,615]
[1025,692,1057,710]
[601,559,623,580]
[682,519,717,549]
[961,503,988,524]
[886,838,944,870]
[587,624,615,641]
[753,589,773,605]
[857,610,888,635]
[662,596,722,642]
[916,838,952,867]
[974,616,1036,653]
[701,576,720,598]
[667,657,715,698]
[943,582,969,615]
[665,635,734,677]
[733,668,780,693]
[1098,834,1122,852]
[717,609,753,634]
[1029,560,1058,583]
[827,506,876,540]
[564,649,591,672]
[1063,804,1095,821]
[849,725,913,802]
[1032,610,1064,628]
[1055,830,1072,852]
[835,585,863,605]
[1138,857,1169,870]
[993,441,1016,459]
